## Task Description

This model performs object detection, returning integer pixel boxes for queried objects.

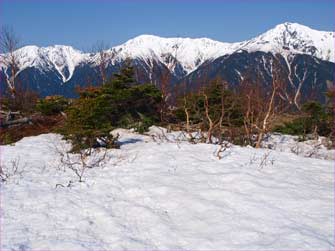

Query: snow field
[0,129,334,250]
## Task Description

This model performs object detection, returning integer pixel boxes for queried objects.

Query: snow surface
[262,133,335,160]
[1,22,334,83]
[0,128,334,250]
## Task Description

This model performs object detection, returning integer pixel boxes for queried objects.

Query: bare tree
[183,94,191,133]
[173,80,191,132]
[0,26,21,96]
[159,42,180,123]
[0,26,38,114]
[202,91,214,143]
[240,56,289,148]
[217,81,228,144]
[92,40,110,85]
[201,79,227,144]
[56,146,107,183]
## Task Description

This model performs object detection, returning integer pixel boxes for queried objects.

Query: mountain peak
[276,22,308,29]
[242,22,334,62]
[274,22,333,33]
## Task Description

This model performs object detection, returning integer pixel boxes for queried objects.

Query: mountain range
[0,22,334,104]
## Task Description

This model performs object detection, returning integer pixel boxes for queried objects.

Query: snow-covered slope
[1,22,334,83]
[242,22,334,62]
[109,35,241,74]
[0,45,89,83]
[0,129,333,249]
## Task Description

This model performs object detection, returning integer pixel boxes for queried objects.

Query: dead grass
[0,114,65,145]
[271,113,301,129]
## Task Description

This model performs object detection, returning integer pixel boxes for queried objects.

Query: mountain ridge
[0,22,334,102]
[1,22,334,84]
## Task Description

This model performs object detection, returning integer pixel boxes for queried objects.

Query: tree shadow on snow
[118,138,143,145]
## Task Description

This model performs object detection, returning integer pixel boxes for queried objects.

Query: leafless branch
[215,142,231,160]
[0,157,25,182]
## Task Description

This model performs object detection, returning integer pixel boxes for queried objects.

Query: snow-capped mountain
[1,45,89,83]
[105,22,334,75]
[2,22,334,79]
[0,22,334,99]
[241,22,334,62]
[108,35,239,75]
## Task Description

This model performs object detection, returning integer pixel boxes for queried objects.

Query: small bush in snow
[0,157,24,182]
[36,95,70,116]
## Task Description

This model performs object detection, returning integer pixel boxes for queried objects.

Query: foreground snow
[262,133,334,160]
[0,129,334,250]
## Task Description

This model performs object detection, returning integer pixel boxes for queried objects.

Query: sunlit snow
[1,128,333,250]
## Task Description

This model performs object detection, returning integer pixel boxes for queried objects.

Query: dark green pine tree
[109,60,135,89]
[61,62,162,151]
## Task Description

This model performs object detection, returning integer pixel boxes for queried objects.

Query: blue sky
[1,0,334,50]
